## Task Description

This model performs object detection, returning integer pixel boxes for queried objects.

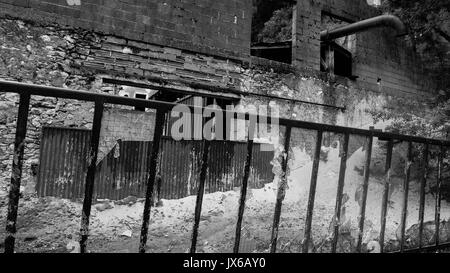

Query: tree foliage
[374,97,450,140]
[376,0,450,140]
[382,0,450,92]
[251,0,293,43]
[257,6,292,43]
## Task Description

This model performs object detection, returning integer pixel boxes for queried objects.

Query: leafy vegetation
[256,6,292,43]
[251,0,293,43]
[380,0,449,139]
[382,0,450,92]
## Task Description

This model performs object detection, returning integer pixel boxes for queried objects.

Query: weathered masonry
[0,0,439,198]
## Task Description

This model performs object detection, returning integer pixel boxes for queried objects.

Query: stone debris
[120,230,132,238]
[66,240,80,253]
[115,196,138,206]
[94,201,115,212]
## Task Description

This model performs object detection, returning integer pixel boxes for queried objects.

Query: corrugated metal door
[37,127,275,201]
[36,127,91,200]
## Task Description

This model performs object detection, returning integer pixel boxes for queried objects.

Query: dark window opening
[251,0,295,64]
[320,42,353,78]
[134,93,147,111]
[251,41,292,64]
[320,13,357,79]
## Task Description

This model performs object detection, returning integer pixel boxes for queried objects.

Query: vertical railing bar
[400,141,413,252]
[379,138,394,253]
[66,130,76,199]
[233,139,254,253]
[233,112,256,253]
[190,139,211,253]
[4,93,30,254]
[356,135,373,252]
[35,127,45,197]
[270,126,292,253]
[418,143,429,250]
[302,130,323,253]
[435,145,444,248]
[331,133,350,253]
[138,108,166,253]
[79,99,104,253]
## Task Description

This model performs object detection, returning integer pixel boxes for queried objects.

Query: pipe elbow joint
[320,14,407,41]
[380,15,407,36]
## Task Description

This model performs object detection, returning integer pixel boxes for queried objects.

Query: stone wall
[0,16,245,196]
[0,18,97,196]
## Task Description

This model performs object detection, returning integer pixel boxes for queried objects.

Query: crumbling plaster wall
[240,67,398,130]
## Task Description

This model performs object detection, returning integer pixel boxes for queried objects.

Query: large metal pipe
[321,14,407,41]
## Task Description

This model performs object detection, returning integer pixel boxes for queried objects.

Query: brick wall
[85,35,244,89]
[0,0,252,61]
[293,0,377,70]
[293,0,436,97]
[292,0,322,71]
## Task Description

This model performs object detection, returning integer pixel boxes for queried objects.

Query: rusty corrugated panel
[95,140,152,200]
[37,127,91,200]
[38,127,276,201]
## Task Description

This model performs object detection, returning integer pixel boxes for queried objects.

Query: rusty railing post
[418,143,429,250]
[434,145,444,249]
[331,133,350,253]
[233,139,254,253]
[399,142,413,252]
[233,112,257,253]
[302,130,323,253]
[139,109,166,253]
[4,93,30,253]
[190,139,211,253]
[356,135,373,252]
[270,126,292,253]
[79,99,104,253]
[379,138,394,253]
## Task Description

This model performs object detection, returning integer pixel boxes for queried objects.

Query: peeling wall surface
[97,108,156,164]
[0,0,446,253]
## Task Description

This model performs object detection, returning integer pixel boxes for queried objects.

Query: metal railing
[1,80,449,253]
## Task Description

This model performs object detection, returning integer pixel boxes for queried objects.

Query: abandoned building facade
[0,0,438,201]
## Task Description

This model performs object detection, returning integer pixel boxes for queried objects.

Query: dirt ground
[1,142,449,253]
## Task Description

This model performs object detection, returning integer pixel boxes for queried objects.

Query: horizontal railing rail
[0,80,448,146]
[1,79,449,254]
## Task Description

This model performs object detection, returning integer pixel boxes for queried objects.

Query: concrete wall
[97,108,156,164]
